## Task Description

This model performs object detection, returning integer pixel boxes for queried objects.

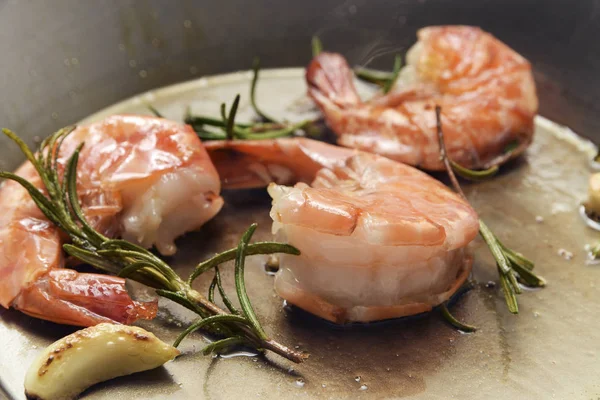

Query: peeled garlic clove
[24,323,179,400]
[588,173,600,215]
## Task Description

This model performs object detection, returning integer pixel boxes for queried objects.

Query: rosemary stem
[184,287,306,363]
[188,242,300,284]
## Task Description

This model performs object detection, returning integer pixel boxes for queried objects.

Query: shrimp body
[0,115,223,326]
[307,26,538,170]
[206,138,478,323]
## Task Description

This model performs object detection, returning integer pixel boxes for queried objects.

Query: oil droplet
[139,70,148,78]
[359,384,368,391]
[533,311,540,318]
[485,281,496,288]
[557,248,573,260]
[535,215,544,223]
[183,20,192,28]
[264,255,280,275]
[51,112,59,120]
[282,300,293,311]
[118,43,126,51]
[321,384,326,388]
[354,376,361,382]
[63,58,71,67]
[71,58,79,66]
[295,378,305,388]
[189,66,198,75]
[220,349,258,359]
[129,60,137,68]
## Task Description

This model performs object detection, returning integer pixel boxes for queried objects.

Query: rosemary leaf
[234,224,268,340]
[65,144,108,245]
[117,261,154,279]
[450,160,499,181]
[510,260,546,287]
[354,54,402,93]
[250,58,277,123]
[237,120,310,140]
[499,271,519,314]
[2,129,46,183]
[185,115,251,129]
[0,171,62,228]
[188,242,299,284]
[311,36,323,57]
[62,245,121,275]
[440,303,476,332]
[354,67,395,87]
[208,274,217,303]
[202,336,247,356]
[156,289,210,319]
[173,314,249,348]
[148,105,164,118]
[382,54,402,94]
[214,266,239,315]
[499,242,535,271]
[225,95,240,140]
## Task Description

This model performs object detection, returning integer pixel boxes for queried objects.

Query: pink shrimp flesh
[206,138,479,323]
[306,25,538,170]
[0,115,223,326]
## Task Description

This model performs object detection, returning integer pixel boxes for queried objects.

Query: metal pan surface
[0,69,598,400]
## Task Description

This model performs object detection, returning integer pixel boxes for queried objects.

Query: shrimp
[0,115,223,326]
[206,138,479,323]
[306,25,538,171]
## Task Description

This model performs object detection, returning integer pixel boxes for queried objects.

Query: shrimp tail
[205,138,357,189]
[306,52,361,109]
[12,269,157,327]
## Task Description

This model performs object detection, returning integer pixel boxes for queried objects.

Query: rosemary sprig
[354,54,402,94]
[450,161,498,181]
[434,106,546,314]
[147,105,164,118]
[382,55,402,94]
[184,92,311,141]
[439,280,477,332]
[0,128,308,363]
[250,57,278,123]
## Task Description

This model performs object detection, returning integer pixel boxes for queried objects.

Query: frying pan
[1,1,599,399]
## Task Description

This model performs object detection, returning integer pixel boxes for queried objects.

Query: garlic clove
[24,323,179,400]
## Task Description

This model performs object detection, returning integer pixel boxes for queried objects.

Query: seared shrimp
[306,25,538,170]
[207,138,479,323]
[0,115,223,326]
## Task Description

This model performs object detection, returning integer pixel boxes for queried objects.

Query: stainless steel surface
[1,0,600,398]
[1,70,599,399]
